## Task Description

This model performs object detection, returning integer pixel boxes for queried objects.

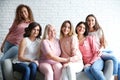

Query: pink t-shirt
[79,36,100,64]
[60,35,83,62]
[39,38,61,64]
[6,22,30,46]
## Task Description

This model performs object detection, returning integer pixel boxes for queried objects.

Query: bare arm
[100,29,106,49]
[18,38,33,62]
[100,34,106,49]
[1,32,10,52]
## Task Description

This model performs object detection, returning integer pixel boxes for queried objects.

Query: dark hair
[24,22,42,38]
[75,21,88,37]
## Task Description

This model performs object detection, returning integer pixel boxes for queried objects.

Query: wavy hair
[24,22,42,38]
[14,4,34,25]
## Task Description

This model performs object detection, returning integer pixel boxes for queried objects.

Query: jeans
[84,58,105,80]
[0,41,18,80]
[1,41,18,61]
[101,51,118,75]
[13,62,37,80]
[118,63,120,80]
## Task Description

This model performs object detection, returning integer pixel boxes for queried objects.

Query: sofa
[3,59,113,80]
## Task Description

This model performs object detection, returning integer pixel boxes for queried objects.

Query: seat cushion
[14,71,45,80]
[3,59,113,80]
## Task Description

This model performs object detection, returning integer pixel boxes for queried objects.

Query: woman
[75,21,105,80]
[85,14,118,80]
[60,20,84,80]
[0,4,34,80]
[0,4,34,61]
[12,22,42,80]
[38,24,69,80]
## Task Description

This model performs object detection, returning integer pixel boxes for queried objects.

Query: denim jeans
[118,63,120,80]
[84,58,105,80]
[0,41,18,80]
[101,51,118,75]
[13,62,37,80]
[0,41,18,61]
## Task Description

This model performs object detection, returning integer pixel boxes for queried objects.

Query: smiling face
[30,26,40,38]
[61,22,71,36]
[48,26,56,39]
[86,16,96,29]
[77,23,86,35]
[21,7,29,20]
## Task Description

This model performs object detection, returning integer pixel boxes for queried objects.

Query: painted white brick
[0,0,120,59]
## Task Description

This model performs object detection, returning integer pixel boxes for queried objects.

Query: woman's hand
[97,50,102,57]
[32,60,39,66]
[0,45,4,52]
[84,64,91,69]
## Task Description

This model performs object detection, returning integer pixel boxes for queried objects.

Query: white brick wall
[0,0,120,57]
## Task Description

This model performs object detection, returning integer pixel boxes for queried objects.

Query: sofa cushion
[3,59,113,80]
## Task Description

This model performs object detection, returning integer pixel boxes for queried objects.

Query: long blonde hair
[60,20,75,39]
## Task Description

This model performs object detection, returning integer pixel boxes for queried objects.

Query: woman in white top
[12,22,42,80]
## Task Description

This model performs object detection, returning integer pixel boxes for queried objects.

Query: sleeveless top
[12,37,40,64]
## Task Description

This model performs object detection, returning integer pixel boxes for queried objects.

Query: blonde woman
[60,20,84,80]
[38,24,69,80]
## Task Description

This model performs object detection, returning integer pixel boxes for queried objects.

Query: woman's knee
[84,67,90,73]
[29,62,37,69]
[24,66,30,74]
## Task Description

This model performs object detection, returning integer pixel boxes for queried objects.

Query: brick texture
[0,0,120,53]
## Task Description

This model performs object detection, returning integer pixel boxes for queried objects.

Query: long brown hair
[86,14,107,48]
[14,4,34,25]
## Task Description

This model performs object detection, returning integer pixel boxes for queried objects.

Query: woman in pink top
[85,14,118,80]
[75,21,105,80]
[60,20,84,80]
[0,4,34,80]
[38,24,69,80]
[0,4,34,61]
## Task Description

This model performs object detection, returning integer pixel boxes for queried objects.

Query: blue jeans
[84,58,105,80]
[101,51,118,75]
[118,63,120,80]
[13,62,37,80]
[0,41,18,61]
[0,41,18,80]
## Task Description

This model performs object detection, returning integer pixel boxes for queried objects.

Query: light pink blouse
[79,36,100,64]
[6,22,29,46]
[39,38,61,64]
[60,35,83,62]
